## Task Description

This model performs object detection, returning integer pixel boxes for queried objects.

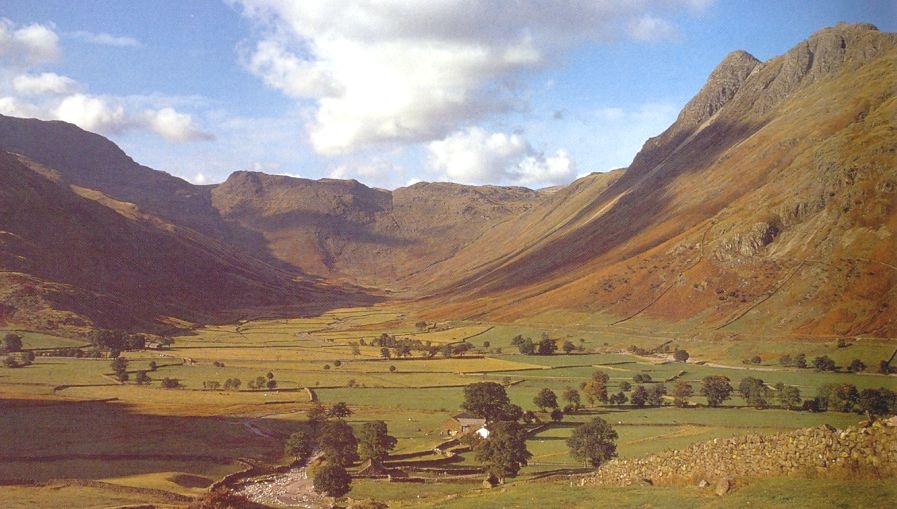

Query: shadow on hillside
[443,118,761,299]
[0,398,283,482]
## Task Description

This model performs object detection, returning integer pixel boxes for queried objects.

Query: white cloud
[233,0,710,155]
[144,107,214,142]
[12,72,79,95]
[427,127,575,187]
[628,15,679,41]
[67,30,141,48]
[0,18,60,68]
[53,94,129,134]
[0,95,42,117]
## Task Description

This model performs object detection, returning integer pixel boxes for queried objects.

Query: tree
[778,385,801,410]
[148,360,157,371]
[567,417,618,468]
[224,378,241,391]
[110,357,129,382]
[266,379,278,389]
[550,408,564,422]
[858,389,889,419]
[647,384,667,407]
[673,349,689,363]
[415,321,428,331]
[562,387,582,411]
[2,333,23,353]
[380,347,391,359]
[462,382,513,422]
[306,402,328,433]
[750,355,762,365]
[794,353,808,369]
[536,337,557,355]
[517,337,535,355]
[673,381,693,407]
[581,371,610,405]
[609,391,628,406]
[473,421,531,483]
[701,376,733,407]
[161,377,180,389]
[813,355,837,372]
[312,464,352,499]
[284,431,314,462]
[630,385,648,407]
[847,359,866,373]
[357,420,397,463]
[3,356,19,368]
[319,420,359,467]
[533,388,558,411]
[329,402,353,420]
[818,383,858,412]
[738,377,770,408]
[562,340,576,354]
[633,373,652,384]
[135,371,151,385]
[619,381,632,392]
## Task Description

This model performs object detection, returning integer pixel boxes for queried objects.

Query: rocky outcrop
[585,422,897,488]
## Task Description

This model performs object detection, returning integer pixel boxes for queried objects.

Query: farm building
[441,412,486,436]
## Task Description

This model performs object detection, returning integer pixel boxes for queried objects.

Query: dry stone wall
[586,421,897,487]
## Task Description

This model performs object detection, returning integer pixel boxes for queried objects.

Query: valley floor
[1,305,894,507]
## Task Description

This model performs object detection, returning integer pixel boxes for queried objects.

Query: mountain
[0,151,374,332]
[413,23,897,338]
[1,23,894,339]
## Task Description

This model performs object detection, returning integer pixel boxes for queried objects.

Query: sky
[1,1,894,190]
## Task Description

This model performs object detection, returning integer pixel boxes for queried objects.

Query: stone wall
[586,421,897,487]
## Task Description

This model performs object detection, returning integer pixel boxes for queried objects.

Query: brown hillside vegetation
[0,23,894,338]
[0,152,374,332]
[415,23,897,337]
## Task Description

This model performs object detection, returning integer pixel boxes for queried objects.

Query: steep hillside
[0,152,367,332]
[210,171,543,287]
[419,23,897,338]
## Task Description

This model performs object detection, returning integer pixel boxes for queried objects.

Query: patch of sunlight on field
[0,328,87,350]
[405,325,495,344]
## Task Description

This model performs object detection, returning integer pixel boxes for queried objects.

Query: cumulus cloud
[0,95,42,117]
[143,107,214,142]
[0,18,60,68]
[233,0,712,155]
[67,30,141,48]
[427,127,575,187]
[53,94,130,134]
[12,72,79,95]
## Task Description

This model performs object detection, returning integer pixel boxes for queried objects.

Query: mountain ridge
[0,23,894,338]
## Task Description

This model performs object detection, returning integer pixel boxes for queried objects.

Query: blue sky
[1,1,894,189]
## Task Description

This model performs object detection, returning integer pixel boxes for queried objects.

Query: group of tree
[110,357,129,382]
[780,352,876,373]
[1,333,33,368]
[285,401,397,501]
[247,372,277,390]
[807,384,897,419]
[511,334,557,356]
[88,329,172,354]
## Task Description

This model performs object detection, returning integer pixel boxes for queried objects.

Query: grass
[1,306,894,507]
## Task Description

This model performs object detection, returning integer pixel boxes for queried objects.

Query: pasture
[1,305,894,507]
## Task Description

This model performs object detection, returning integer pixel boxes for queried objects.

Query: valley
[0,21,895,509]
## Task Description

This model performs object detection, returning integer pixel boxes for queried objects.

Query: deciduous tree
[357,420,397,463]
[567,417,618,468]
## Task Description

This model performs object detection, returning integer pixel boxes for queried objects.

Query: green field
[1,306,895,507]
